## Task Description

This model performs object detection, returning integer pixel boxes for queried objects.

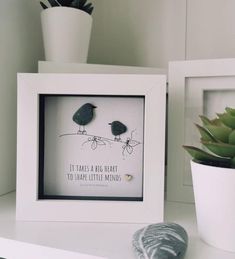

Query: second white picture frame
[167,58,235,203]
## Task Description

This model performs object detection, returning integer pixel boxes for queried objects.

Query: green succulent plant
[40,0,94,15]
[183,107,235,168]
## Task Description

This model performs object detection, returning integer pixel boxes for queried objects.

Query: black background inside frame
[38,94,145,201]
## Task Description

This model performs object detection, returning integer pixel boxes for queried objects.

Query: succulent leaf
[71,0,93,13]
[57,0,73,6]
[83,3,93,14]
[183,145,230,163]
[229,130,235,145]
[226,107,235,116]
[78,0,87,8]
[184,107,235,168]
[217,112,235,129]
[199,115,223,126]
[86,6,93,14]
[40,1,48,9]
[202,141,235,158]
[199,115,212,126]
[41,0,94,14]
[211,118,224,126]
[231,157,235,168]
[204,125,232,143]
[195,124,219,142]
[47,0,60,7]
[70,0,79,8]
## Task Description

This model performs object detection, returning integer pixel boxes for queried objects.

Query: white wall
[186,0,235,59]
[0,0,44,195]
[88,0,186,68]
[89,0,235,67]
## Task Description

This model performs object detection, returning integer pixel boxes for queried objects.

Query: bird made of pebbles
[73,103,96,134]
[109,120,127,141]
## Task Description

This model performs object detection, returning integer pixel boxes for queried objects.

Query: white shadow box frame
[167,58,235,203]
[17,73,166,223]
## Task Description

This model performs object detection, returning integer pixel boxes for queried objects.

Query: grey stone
[73,103,97,133]
[109,121,127,139]
[73,103,96,126]
[132,222,188,259]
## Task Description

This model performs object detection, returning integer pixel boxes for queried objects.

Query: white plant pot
[191,160,235,252]
[41,7,92,63]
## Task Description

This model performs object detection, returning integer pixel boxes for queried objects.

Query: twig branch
[59,132,129,144]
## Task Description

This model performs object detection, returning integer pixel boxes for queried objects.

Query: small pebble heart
[132,222,188,259]
[125,174,133,181]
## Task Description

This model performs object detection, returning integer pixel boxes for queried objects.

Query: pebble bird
[109,120,127,141]
[73,103,96,134]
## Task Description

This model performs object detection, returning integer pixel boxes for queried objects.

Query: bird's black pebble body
[109,121,127,136]
[73,103,96,126]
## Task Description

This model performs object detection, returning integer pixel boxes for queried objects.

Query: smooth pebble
[132,222,188,259]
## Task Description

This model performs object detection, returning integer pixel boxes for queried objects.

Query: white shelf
[0,192,234,259]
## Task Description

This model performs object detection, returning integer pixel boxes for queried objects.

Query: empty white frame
[167,59,235,203]
[17,73,166,223]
